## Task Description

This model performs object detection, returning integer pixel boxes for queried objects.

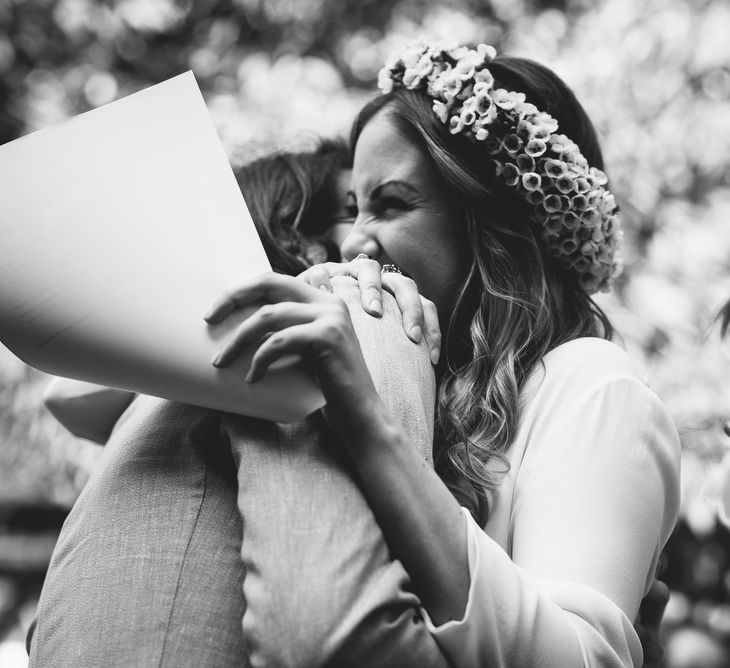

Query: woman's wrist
[326,391,406,462]
[334,395,471,625]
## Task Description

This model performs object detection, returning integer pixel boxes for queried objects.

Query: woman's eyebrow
[371,180,419,200]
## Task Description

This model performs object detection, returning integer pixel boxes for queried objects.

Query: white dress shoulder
[424,337,681,668]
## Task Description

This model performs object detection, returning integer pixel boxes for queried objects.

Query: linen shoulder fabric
[222,275,447,667]
[423,337,682,668]
[27,398,249,667]
[28,278,445,668]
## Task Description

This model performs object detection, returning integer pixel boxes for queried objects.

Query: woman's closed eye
[343,197,409,220]
[374,196,413,215]
[369,180,419,218]
[346,181,419,221]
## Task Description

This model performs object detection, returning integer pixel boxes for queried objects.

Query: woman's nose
[339,224,379,261]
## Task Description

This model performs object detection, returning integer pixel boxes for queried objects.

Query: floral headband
[377,39,623,294]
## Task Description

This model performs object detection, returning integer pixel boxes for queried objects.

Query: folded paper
[0,71,324,422]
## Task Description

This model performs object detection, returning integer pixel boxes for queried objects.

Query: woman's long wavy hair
[352,57,614,525]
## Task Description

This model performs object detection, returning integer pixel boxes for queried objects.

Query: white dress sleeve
[43,377,136,444]
[422,339,681,668]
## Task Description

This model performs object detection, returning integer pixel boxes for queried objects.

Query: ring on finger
[381,264,402,275]
[354,253,370,261]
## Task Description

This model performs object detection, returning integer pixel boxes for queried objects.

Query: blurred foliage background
[1,0,730,665]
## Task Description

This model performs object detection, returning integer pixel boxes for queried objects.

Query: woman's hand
[204,272,384,443]
[298,257,441,365]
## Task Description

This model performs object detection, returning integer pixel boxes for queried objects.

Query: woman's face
[340,110,468,315]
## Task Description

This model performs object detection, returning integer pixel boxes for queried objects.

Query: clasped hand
[204,256,441,439]
[298,257,441,364]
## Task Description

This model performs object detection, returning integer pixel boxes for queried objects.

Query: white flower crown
[377,38,623,294]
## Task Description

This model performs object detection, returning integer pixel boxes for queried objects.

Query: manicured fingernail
[246,367,261,383]
[430,347,440,365]
[369,299,383,316]
[410,325,422,343]
[319,284,331,292]
[212,353,223,367]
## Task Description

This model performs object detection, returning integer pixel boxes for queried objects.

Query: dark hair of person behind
[234,139,351,276]
[352,56,614,525]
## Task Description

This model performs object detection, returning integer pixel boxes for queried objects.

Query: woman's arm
[44,377,135,443]
[336,399,471,624]
[428,369,680,668]
[207,271,471,627]
[219,276,449,668]
[209,274,679,667]
[342,351,680,668]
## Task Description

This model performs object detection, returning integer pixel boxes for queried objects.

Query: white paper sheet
[0,71,324,422]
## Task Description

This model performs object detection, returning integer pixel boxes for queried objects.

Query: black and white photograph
[1,1,729,667]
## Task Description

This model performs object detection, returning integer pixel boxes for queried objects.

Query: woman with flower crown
[204,39,681,667]
[30,40,678,668]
